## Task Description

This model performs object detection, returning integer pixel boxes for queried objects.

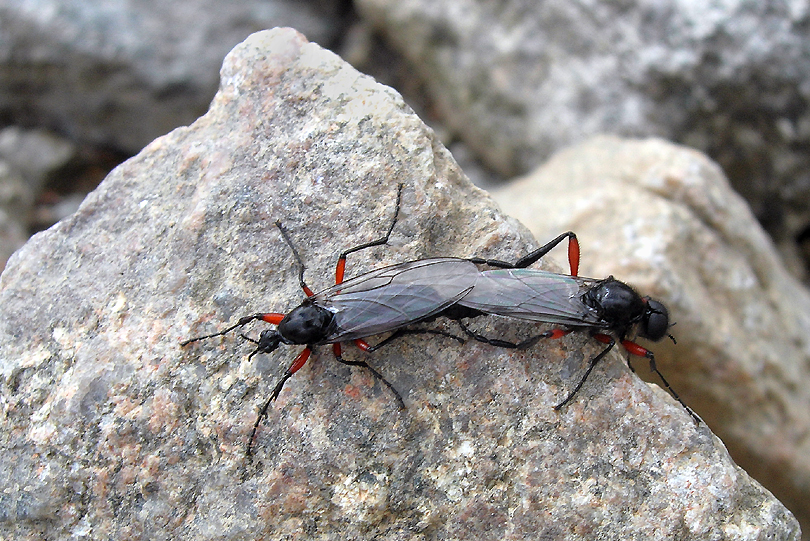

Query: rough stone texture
[492,135,810,538]
[0,0,350,154]
[0,29,799,540]
[355,0,810,270]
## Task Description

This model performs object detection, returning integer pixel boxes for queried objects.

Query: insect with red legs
[455,232,699,423]
[181,185,480,455]
[183,185,698,457]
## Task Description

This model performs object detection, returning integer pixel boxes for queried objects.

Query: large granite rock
[0,29,799,540]
[492,135,810,537]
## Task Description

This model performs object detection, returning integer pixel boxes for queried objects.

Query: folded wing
[459,268,604,327]
[313,258,480,342]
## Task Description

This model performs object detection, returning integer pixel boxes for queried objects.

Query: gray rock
[356,0,810,267]
[0,127,76,270]
[492,134,810,537]
[0,0,349,154]
[0,127,75,191]
[0,160,29,269]
[0,29,799,540]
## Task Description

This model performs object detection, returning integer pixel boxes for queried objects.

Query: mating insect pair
[181,185,699,454]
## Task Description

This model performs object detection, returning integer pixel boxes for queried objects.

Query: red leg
[507,231,579,274]
[547,329,573,340]
[260,313,285,325]
[335,257,348,285]
[287,347,312,375]
[568,235,580,277]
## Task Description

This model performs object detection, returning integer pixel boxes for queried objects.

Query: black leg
[457,319,555,350]
[468,231,578,270]
[338,183,403,261]
[332,325,465,410]
[247,346,313,457]
[333,184,404,285]
[247,371,293,458]
[631,350,701,425]
[275,184,404,292]
[554,337,616,411]
[274,220,313,296]
[513,231,578,269]
[332,350,406,409]
[180,313,274,346]
[364,327,464,353]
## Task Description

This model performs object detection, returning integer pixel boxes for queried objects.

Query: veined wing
[311,258,480,342]
[460,268,605,327]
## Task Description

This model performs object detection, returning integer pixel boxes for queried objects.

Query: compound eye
[641,299,669,341]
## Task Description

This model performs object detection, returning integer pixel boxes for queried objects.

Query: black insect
[455,231,699,423]
[181,185,479,454]
[183,185,698,456]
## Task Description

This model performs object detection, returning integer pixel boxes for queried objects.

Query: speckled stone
[0,29,799,540]
[492,135,810,536]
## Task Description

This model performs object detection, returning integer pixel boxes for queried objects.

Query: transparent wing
[311,258,480,342]
[459,268,605,327]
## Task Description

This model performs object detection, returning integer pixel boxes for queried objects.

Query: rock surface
[356,0,810,270]
[492,135,810,537]
[0,29,800,540]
